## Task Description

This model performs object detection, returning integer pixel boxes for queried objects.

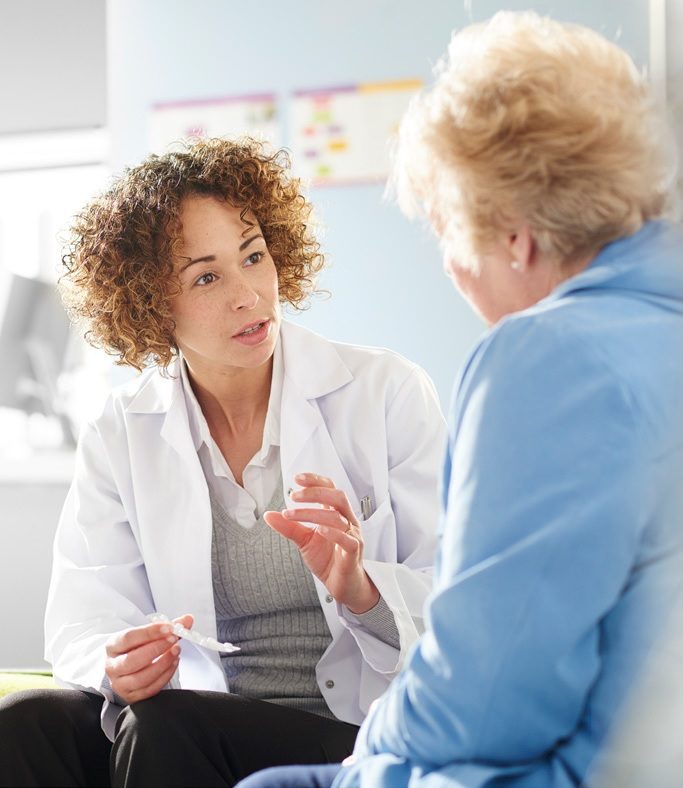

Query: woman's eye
[244,251,264,267]
[195,272,217,286]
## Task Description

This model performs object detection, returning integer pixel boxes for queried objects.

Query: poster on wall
[289,79,422,186]
[148,93,280,153]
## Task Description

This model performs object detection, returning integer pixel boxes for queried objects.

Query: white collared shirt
[180,340,284,529]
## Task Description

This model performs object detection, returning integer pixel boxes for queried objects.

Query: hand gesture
[264,474,379,613]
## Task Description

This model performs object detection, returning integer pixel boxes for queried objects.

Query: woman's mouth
[232,319,271,346]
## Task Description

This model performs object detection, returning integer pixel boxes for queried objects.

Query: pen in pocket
[360,495,374,521]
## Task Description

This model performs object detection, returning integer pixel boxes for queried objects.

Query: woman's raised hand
[264,474,380,613]
[104,614,193,705]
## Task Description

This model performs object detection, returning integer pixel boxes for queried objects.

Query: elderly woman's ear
[505,222,535,274]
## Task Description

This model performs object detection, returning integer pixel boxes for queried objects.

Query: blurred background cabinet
[0,453,73,669]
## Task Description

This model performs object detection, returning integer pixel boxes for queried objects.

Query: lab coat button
[325,594,333,603]
[325,679,335,689]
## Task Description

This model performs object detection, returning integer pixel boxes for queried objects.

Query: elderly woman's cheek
[442,256,461,285]
[447,261,474,296]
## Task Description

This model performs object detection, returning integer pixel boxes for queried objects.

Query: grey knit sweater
[211,486,336,718]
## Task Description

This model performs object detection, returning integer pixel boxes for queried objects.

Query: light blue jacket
[336,221,683,787]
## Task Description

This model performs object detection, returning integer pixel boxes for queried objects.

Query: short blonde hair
[393,11,677,269]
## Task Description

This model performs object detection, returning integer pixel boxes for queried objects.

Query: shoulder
[89,363,176,433]
[461,295,634,396]
[282,320,439,407]
[453,303,640,458]
[333,337,430,390]
[334,340,443,422]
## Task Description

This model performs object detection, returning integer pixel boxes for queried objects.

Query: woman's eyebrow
[180,254,215,272]
[238,233,264,252]
[180,234,264,272]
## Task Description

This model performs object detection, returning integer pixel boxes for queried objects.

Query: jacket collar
[545,220,683,308]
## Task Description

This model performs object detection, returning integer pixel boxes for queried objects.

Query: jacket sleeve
[44,404,155,699]
[340,364,447,675]
[342,320,656,786]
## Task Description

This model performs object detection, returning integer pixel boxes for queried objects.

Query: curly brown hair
[61,137,325,370]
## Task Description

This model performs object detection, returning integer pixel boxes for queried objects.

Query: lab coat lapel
[127,364,217,647]
[159,373,216,641]
[279,322,361,516]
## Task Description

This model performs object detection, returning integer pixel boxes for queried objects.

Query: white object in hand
[148,613,240,653]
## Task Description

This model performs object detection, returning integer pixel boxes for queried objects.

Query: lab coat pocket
[359,496,397,563]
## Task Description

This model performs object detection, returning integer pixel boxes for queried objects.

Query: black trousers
[0,688,358,788]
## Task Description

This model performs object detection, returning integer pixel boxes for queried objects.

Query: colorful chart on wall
[148,93,280,153]
[290,79,422,186]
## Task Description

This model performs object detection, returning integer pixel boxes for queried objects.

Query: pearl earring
[510,260,521,271]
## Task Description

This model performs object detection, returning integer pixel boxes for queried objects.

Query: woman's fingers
[105,616,194,704]
[293,473,335,488]
[293,474,343,511]
[107,634,178,678]
[290,483,359,526]
[281,474,363,550]
[106,621,175,658]
[112,646,180,704]
[266,508,361,555]
[282,506,351,530]
[267,508,361,555]
[314,524,362,553]
[263,510,314,547]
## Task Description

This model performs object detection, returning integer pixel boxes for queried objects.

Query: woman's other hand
[104,614,193,705]
[264,474,380,613]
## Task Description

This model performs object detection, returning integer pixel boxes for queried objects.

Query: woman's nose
[227,276,259,311]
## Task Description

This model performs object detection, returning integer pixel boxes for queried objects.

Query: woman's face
[169,194,281,373]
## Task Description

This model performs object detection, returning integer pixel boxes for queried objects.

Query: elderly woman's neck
[553,250,596,287]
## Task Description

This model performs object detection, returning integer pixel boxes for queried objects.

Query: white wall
[0,0,106,135]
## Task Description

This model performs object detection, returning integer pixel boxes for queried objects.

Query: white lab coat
[45,321,446,738]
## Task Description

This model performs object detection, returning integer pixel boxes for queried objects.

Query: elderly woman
[240,11,683,788]
[0,139,445,787]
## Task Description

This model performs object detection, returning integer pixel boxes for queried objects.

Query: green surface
[0,671,58,698]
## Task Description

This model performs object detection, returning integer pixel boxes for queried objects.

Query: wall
[107,0,651,405]
[0,0,106,135]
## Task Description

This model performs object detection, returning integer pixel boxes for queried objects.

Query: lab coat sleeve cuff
[339,559,431,675]
[99,674,126,742]
[342,595,400,650]
[101,696,125,742]
[338,608,401,675]
[101,672,128,708]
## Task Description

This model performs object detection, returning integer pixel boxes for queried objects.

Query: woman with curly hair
[0,138,445,787]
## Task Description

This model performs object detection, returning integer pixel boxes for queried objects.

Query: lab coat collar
[123,320,354,458]
[279,319,353,398]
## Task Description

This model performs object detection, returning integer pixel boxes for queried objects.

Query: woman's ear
[507,223,535,272]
